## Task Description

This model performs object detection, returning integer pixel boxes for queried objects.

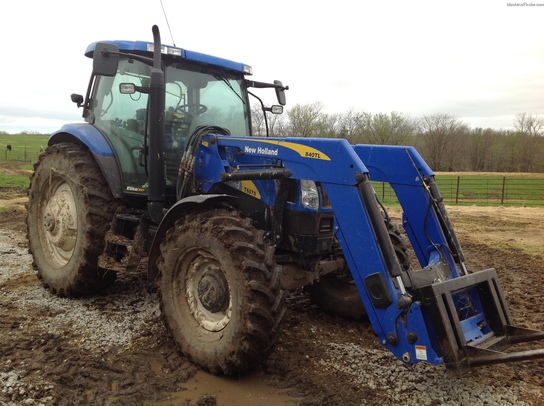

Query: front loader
[26,26,544,376]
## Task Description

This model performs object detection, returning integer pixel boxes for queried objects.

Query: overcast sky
[0,0,542,134]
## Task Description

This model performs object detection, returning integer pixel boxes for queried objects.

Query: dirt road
[1,186,543,405]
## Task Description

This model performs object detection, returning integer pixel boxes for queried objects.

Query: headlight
[301,180,319,210]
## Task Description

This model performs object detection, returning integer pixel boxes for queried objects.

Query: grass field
[0,134,49,163]
[373,172,544,207]
[1,135,543,207]
[0,171,31,188]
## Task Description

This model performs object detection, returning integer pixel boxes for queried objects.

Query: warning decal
[415,345,427,361]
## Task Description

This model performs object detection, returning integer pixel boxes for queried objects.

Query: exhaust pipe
[147,25,166,224]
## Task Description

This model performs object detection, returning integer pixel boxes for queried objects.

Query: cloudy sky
[0,0,542,134]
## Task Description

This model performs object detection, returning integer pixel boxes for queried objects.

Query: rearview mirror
[93,42,119,77]
[274,80,286,106]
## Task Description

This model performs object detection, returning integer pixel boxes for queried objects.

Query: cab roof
[85,40,251,74]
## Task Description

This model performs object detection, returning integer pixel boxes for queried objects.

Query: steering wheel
[175,104,208,115]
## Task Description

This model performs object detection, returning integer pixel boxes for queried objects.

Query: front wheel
[157,209,285,375]
[27,143,117,296]
[308,219,411,320]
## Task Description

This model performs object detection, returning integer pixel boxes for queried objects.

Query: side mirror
[93,42,119,77]
[274,80,287,106]
[269,105,283,114]
[71,93,84,108]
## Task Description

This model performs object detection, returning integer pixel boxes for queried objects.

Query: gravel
[0,229,162,405]
[0,229,161,352]
[318,342,537,405]
[1,228,542,405]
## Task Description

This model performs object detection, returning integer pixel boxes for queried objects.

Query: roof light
[145,44,182,57]
[167,48,182,56]
[243,64,253,75]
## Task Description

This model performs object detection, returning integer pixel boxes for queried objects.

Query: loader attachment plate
[416,268,544,374]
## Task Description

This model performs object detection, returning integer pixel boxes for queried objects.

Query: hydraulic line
[357,172,407,295]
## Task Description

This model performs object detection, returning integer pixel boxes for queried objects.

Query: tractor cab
[78,41,253,199]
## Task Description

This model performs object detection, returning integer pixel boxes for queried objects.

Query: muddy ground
[1,162,543,405]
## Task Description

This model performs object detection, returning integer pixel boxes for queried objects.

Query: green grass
[372,173,544,207]
[0,172,30,188]
[435,173,544,207]
[0,134,49,163]
[1,146,543,207]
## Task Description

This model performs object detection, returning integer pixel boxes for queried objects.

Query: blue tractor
[27,26,544,375]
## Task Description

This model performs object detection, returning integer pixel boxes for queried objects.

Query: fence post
[456,176,460,204]
[501,176,506,205]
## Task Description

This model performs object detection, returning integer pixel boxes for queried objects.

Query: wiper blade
[214,70,245,104]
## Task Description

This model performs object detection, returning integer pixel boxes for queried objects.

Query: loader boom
[194,133,544,373]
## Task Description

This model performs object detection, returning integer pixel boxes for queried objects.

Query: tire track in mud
[1,207,544,405]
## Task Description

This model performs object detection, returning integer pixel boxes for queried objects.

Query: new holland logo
[244,145,279,156]
[231,138,330,161]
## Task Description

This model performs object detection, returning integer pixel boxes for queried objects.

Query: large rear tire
[157,209,285,375]
[308,219,411,320]
[27,143,117,296]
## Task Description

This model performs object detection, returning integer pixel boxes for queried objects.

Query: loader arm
[195,134,544,374]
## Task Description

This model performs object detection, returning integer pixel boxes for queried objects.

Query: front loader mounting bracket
[416,268,544,375]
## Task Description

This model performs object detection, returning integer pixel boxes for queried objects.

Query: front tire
[27,143,117,296]
[308,219,411,320]
[157,209,285,375]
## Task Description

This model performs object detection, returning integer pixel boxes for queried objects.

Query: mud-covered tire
[307,267,367,320]
[308,219,411,320]
[157,209,285,375]
[27,143,117,296]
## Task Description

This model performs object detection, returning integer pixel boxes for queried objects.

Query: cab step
[98,209,149,273]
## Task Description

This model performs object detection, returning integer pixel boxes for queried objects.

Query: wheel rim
[39,179,78,269]
[180,250,232,332]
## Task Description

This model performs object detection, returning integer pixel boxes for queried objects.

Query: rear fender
[48,123,124,198]
[147,194,239,280]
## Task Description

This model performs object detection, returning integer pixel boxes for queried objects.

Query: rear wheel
[157,209,285,375]
[27,143,117,296]
[308,219,411,320]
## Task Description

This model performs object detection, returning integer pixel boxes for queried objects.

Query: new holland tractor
[27,26,544,375]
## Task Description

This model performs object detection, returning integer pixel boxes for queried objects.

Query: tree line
[252,103,544,173]
[4,107,543,173]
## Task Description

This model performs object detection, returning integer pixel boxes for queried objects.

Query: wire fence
[2,142,544,208]
[1,146,44,163]
[373,175,544,207]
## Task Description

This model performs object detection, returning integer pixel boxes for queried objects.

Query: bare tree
[251,103,266,136]
[313,112,342,138]
[268,110,288,137]
[419,113,467,171]
[363,111,416,145]
[337,109,367,143]
[287,102,324,137]
[250,103,288,137]
[467,128,501,171]
[514,113,544,137]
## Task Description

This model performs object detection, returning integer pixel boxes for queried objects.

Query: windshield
[164,62,249,137]
[89,56,250,194]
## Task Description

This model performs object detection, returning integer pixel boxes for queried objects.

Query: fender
[48,123,125,198]
[147,194,239,280]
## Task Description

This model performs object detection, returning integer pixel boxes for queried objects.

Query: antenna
[160,0,176,46]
